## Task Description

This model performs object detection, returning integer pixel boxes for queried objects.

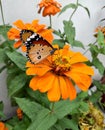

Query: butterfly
[20,30,56,64]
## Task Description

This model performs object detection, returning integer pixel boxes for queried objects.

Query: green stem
[69,0,79,21]
[51,102,55,113]
[49,15,52,28]
[83,41,97,55]
[0,65,7,73]
[0,0,5,26]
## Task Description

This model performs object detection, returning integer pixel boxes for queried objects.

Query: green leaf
[73,40,85,49]
[52,39,65,48]
[15,98,46,121]
[92,58,105,75]
[6,50,27,71]
[63,20,75,45]
[26,88,50,108]
[27,109,57,130]
[8,73,27,97]
[59,3,77,16]
[58,118,78,130]
[54,99,79,119]
[89,91,102,103]
[79,101,89,112]
[77,91,88,100]
[78,4,90,18]
[97,31,105,46]
[0,25,11,40]
[0,101,6,119]
[0,48,7,63]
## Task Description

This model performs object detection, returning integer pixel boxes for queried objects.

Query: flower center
[52,53,71,74]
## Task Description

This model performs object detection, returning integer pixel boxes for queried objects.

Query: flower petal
[38,72,55,92]
[30,76,39,90]
[47,75,61,101]
[65,77,77,100]
[13,20,26,29]
[7,28,20,40]
[13,40,22,48]
[68,63,94,76]
[58,76,69,99]
[26,64,52,76]
[21,45,27,52]
[66,72,92,91]
[70,52,88,64]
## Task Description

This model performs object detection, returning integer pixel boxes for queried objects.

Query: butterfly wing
[26,34,54,64]
[20,30,34,43]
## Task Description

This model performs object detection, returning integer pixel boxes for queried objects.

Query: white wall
[0,0,105,118]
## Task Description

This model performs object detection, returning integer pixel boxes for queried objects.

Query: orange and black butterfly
[20,30,56,64]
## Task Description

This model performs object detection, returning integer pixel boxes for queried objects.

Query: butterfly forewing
[26,35,54,64]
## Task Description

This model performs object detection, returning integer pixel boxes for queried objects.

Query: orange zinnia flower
[7,19,53,51]
[94,26,105,37]
[0,122,8,130]
[38,0,61,16]
[26,45,94,102]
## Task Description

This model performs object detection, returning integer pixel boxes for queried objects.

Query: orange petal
[67,63,94,76]
[38,72,55,92]
[70,52,88,64]
[26,64,52,76]
[47,75,61,101]
[65,77,77,100]
[30,76,39,90]
[13,20,27,29]
[21,45,27,52]
[39,29,54,43]
[58,76,69,99]
[13,40,22,48]
[66,72,92,91]
[26,61,36,67]
[7,28,20,40]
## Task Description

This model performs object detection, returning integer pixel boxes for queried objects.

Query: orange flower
[94,26,105,37]
[38,0,61,16]
[26,45,94,102]
[0,122,8,130]
[7,19,53,51]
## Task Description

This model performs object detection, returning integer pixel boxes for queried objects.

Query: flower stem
[69,0,79,21]
[49,15,52,28]
[0,0,5,26]
[51,102,55,113]
[83,41,97,55]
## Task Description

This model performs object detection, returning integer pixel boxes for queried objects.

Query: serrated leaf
[52,39,65,48]
[63,20,75,45]
[92,58,104,75]
[26,88,50,108]
[27,109,57,130]
[54,99,79,119]
[58,118,78,130]
[89,91,102,103]
[73,40,85,49]
[15,98,46,121]
[6,50,27,71]
[8,73,27,97]
[97,31,105,46]
[78,4,90,18]
[59,3,77,16]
